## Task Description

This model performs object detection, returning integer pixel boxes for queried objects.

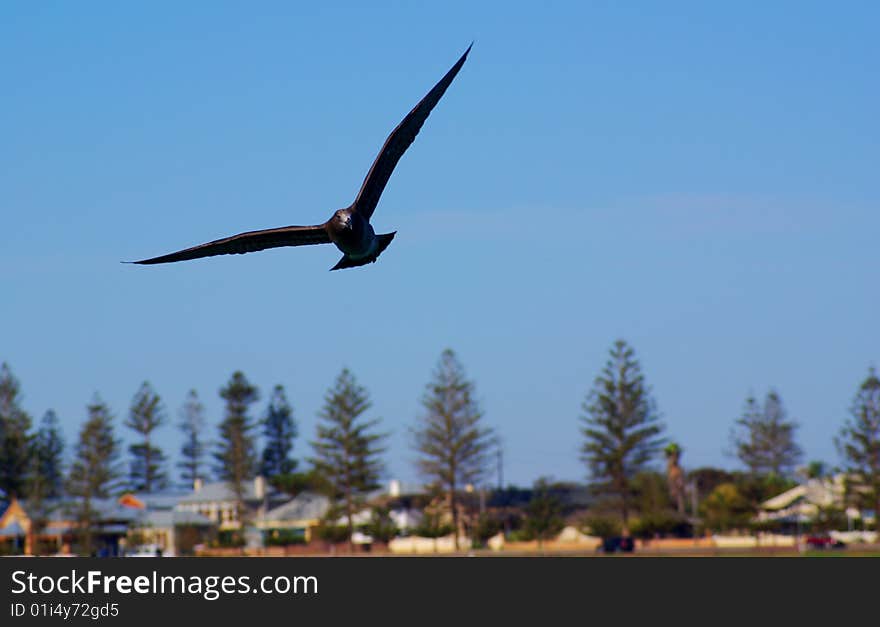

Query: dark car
[598,536,635,553]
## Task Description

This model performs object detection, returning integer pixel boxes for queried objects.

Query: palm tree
[665,443,686,515]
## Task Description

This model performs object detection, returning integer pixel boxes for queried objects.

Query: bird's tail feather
[330,232,396,271]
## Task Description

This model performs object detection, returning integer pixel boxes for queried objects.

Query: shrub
[264,528,306,546]
[629,512,692,539]
[582,514,621,539]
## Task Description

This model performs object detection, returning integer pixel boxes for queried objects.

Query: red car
[805,535,846,550]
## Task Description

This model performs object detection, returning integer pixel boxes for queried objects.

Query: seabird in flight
[129,44,471,271]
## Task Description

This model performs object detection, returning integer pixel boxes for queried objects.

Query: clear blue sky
[1,1,877,488]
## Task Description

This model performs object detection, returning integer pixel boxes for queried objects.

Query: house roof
[135,509,214,528]
[13,498,143,523]
[120,492,190,511]
[262,492,330,523]
[0,519,25,537]
[761,485,806,511]
[177,480,278,504]
[760,475,848,511]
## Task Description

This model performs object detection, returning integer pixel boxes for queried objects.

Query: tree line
[578,340,879,536]
[1,341,878,549]
[0,349,494,552]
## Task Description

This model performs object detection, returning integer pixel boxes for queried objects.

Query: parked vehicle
[805,535,846,550]
[598,536,635,553]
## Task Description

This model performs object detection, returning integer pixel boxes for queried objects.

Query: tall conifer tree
[580,340,665,528]
[412,349,494,550]
[310,369,386,550]
[215,372,259,523]
[125,381,168,492]
[0,363,33,499]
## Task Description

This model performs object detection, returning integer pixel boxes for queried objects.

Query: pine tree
[412,349,494,550]
[525,478,564,551]
[261,385,298,479]
[730,390,802,477]
[32,409,65,498]
[580,339,665,529]
[835,367,880,518]
[27,410,65,538]
[67,395,122,555]
[0,362,33,499]
[214,371,259,523]
[125,381,168,493]
[309,368,386,551]
[178,389,207,490]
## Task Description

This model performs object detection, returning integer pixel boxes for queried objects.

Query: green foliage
[690,466,796,521]
[582,514,622,539]
[505,528,534,542]
[805,460,827,479]
[580,340,665,526]
[264,528,306,546]
[413,511,454,538]
[632,471,674,514]
[735,472,797,507]
[524,477,565,546]
[0,362,33,499]
[67,395,122,499]
[806,506,848,534]
[614,470,692,538]
[67,394,122,555]
[835,367,880,515]
[125,381,168,493]
[260,384,298,478]
[315,524,351,545]
[214,530,246,548]
[214,371,260,520]
[699,483,752,531]
[177,389,206,489]
[309,369,387,547]
[365,506,399,543]
[629,512,691,539]
[315,507,353,545]
[487,486,533,509]
[689,466,736,500]
[270,469,330,496]
[31,409,65,499]
[27,410,66,535]
[730,391,803,477]
[664,442,682,458]
[750,518,786,534]
[471,513,502,545]
[412,349,494,548]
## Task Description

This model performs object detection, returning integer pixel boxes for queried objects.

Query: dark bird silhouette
[129,44,471,271]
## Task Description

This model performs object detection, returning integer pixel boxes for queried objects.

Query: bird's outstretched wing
[351,43,471,221]
[128,224,331,265]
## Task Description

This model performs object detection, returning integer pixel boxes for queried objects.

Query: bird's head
[333,209,353,230]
